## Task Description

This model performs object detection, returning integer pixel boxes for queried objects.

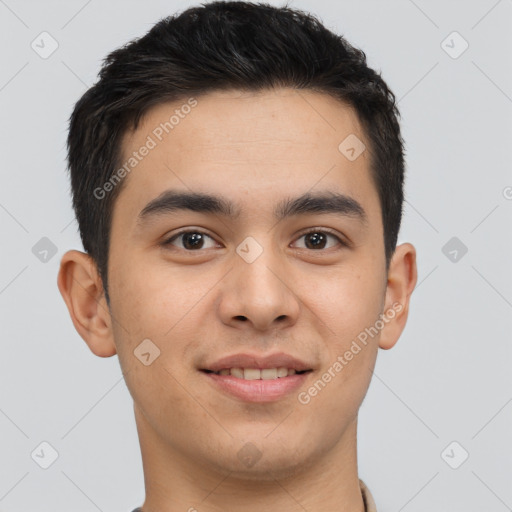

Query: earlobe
[379,243,418,350]
[57,250,117,357]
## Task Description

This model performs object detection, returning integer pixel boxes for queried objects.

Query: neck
[134,404,365,512]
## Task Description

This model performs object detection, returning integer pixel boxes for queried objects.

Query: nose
[217,240,300,332]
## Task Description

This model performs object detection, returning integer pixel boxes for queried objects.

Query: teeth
[276,367,288,378]
[244,368,261,380]
[214,367,301,379]
[230,368,244,379]
[261,368,277,380]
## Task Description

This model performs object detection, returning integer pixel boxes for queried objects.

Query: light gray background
[1,0,511,510]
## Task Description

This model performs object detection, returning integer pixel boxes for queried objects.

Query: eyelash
[162,228,347,251]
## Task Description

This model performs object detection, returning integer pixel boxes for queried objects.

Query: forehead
[114,87,380,224]
[125,88,365,158]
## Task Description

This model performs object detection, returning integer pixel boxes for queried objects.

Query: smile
[201,368,312,402]
[204,367,309,380]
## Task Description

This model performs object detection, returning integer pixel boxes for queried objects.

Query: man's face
[107,88,389,478]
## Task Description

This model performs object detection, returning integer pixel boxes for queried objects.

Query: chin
[204,436,320,482]
[220,455,310,482]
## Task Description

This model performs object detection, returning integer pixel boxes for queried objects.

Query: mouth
[201,367,311,379]
[199,352,314,402]
[200,369,312,403]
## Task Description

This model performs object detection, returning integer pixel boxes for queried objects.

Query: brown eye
[304,232,328,249]
[163,230,218,250]
[292,230,345,250]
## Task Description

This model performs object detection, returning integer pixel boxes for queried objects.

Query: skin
[58,88,417,512]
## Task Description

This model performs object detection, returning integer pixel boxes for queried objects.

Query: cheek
[302,292,380,427]
[303,261,383,406]
[109,257,182,335]
[108,268,198,430]
[311,265,385,345]
[108,258,213,378]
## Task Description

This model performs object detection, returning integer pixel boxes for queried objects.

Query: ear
[57,250,117,357]
[379,243,417,350]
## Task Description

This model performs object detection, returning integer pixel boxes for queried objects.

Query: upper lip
[201,352,313,373]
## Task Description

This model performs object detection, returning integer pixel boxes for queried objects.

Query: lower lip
[202,371,310,403]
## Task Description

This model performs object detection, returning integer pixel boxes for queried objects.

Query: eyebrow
[137,189,368,225]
